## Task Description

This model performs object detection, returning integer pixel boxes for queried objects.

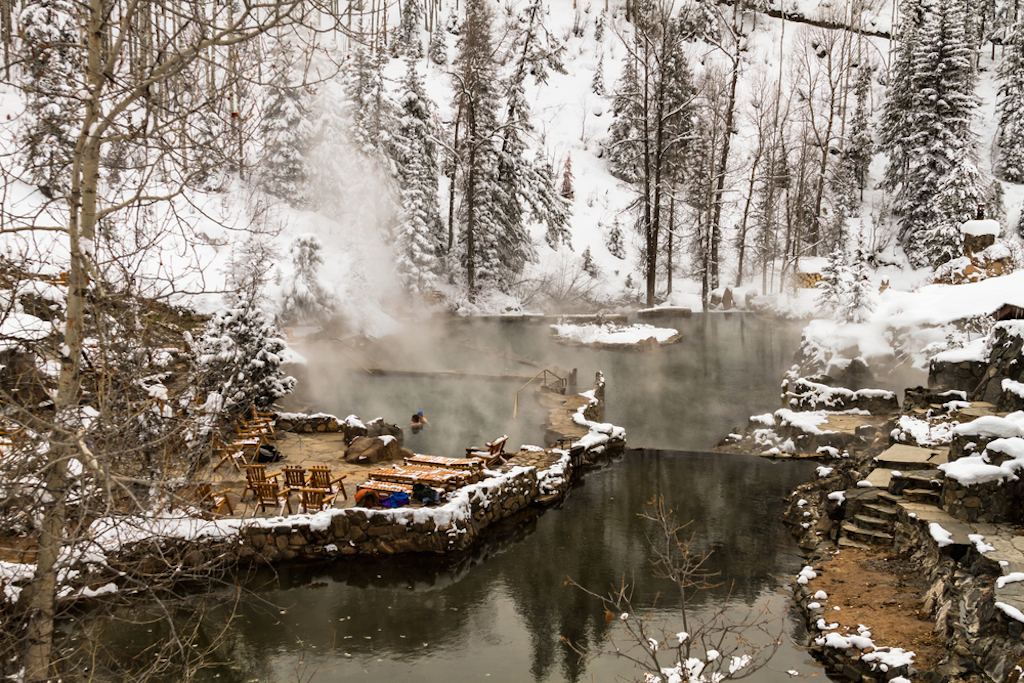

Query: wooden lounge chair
[192,483,234,517]
[280,465,307,495]
[466,435,509,467]
[212,433,261,471]
[297,487,336,513]
[253,481,292,516]
[243,464,281,501]
[306,465,348,500]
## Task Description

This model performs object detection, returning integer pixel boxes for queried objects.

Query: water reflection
[84,450,821,683]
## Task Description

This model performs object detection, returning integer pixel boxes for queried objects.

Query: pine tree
[429,23,448,65]
[258,66,311,205]
[840,226,876,324]
[606,2,696,305]
[606,54,643,183]
[607,219,627,260]
[393,56,444,295]
[394,0,425,58]
[816,245,850,321]
[337,40,399,231]
[582,247,599,278]
[191,304,296,414]
[882,0,985,267]
[560,154,575,199]
[306,80,355,219]
[279,234,337,324]
[848,64,874,195]
[592,53,606,96]
[17,0,78,198]
[344,43,396,166]
[452,0,505,295]
[879,0,925,192]
[996,20,1024,182]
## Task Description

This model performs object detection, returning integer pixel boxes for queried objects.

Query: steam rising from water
[286,314,820,453]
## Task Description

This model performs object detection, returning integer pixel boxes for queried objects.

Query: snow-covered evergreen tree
[279,233,337,324]
[815,245,851,321]
[429,24,448,64]
[17,0,78,198]
[452,0,504,294]
[606,55,643,182]
[839,226,876,324]
[581,247,599,278]
[190,304,296,415]
[393,56,444,295]
[344,43,396,166]
[560,154,574,200]
[996,20,1024,182]
[306,80,354,219]
[394,0,425,58]
[882,0,985,267]
[258,64,311,205]
[592,53,606,96]
[848,63,874,196]
[606,219,627,260]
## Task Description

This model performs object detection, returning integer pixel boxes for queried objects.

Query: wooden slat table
[405,455,484,480]
[369,465,469,491]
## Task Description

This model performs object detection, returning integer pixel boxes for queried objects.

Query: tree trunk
[710,53,739,292]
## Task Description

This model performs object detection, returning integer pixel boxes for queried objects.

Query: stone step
[904,487,942,504]
[890,469,943,496]
[861,501,898,520]
[841,521,895,545]
[853,513,893,532]
[864,468,893,489]
[877,490,903,505]
[838,536,872,550]
[874,444,949,471]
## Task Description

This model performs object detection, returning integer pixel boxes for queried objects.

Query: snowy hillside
[4,0,1024,347]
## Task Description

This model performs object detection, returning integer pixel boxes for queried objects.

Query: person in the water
[410,410,430,434]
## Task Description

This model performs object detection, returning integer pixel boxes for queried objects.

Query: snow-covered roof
[960,220,1000,237]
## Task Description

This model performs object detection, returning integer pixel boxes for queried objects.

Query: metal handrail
[513,368,566,418]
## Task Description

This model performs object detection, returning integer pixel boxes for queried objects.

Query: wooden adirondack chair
[297,487,336,513]
[306,465,347,500]
[280,466,308,494]
[212,433,260,471]
[466,435,509,467]
[243,464,281,501]
[193,483,234,517]
[253,481,292,516]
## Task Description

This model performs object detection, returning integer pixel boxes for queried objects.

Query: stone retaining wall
[928,360,988,392]
[238,466,546,561]
[941,477,1024,525]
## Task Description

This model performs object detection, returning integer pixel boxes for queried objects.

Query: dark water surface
[98,315,831,682]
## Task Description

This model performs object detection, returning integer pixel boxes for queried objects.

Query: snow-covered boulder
[345,435,404,464]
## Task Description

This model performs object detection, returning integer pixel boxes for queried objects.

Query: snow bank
[550,322,677,344]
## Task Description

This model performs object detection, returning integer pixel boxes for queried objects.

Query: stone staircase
[838,444,948,550]
[835,444,1024,635]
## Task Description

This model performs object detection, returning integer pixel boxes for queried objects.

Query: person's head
[417,411,423,416]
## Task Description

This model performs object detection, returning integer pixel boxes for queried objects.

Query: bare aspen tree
[0,0,359,679]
